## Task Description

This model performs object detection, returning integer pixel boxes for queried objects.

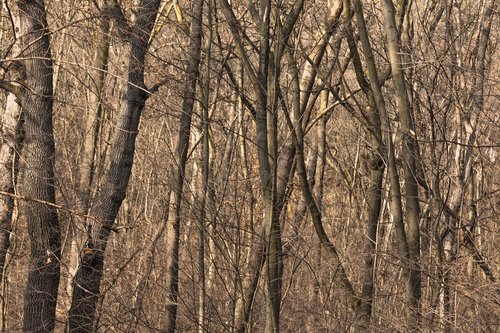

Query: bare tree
[68,1,162,331]
[0,1,63,331]
[163,0,204,331]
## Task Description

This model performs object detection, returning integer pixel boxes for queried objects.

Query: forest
[0,0,498,332]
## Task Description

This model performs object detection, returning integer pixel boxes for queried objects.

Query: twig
[0,190,96,221]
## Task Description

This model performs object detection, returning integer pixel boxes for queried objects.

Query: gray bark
[13,1,62,331]
[68,1,161,331]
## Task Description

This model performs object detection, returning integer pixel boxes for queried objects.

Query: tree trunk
[63,5,112,320]
[0,92,22,332]
[381,2,422,326]
[0,0,22,286]
[350,0,420,329]
[163,0,204,331]
[344,10,385,327]
[0,93,20,282]
[68,1,161,331]
[13,1,62,331]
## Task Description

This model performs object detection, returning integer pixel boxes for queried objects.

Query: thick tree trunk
[68,1,161,331]
[63,7,112,320]
[12,1,62,331]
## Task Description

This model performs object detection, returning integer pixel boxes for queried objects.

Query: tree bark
[12,1,62,331]
[349,0,420,329]
[0,92,19,281]
[68,1,161,331]
[0,1,22,287]
[163,0,204,331]
[343,7,386,327]
[381,2,422,325]
[63,4,112,320]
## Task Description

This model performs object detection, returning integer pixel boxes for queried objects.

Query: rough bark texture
[68,1,161,331]
[63,6,112,319]
[15,1,61,331]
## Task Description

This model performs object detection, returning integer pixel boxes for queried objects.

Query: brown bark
[13,1,62,331]
[163,0,204,331]
[381,0,422,327]
[68,1,161,331]
[63,5,112,320]
[343,7,385,327]
[0,2,22,287]
[0,93,21,332]
[349,0,421,329]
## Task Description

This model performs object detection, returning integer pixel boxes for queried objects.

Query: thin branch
[0,81,22,97]
[0,190,96,221]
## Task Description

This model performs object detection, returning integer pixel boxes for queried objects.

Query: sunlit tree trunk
[68,1,162,331]
[10,1,62,331]
[350,0,420,329]
[197,8,213,328]
[381,0,422,327]
[163,0,204,331]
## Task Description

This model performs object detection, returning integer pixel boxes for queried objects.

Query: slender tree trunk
[0,1,22,286]
[163,0,204,331]
[0,6,23,330]
[197,8,213,329]
[344,14,386,326]
[350,1,420,329]
[381,2,422,326]
[0,92,21,332]
[68,2,161,331]
[441,2,497,329]
[358,136,384,329]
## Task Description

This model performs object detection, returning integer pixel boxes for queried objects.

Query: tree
[0,1,62,331]
[68,1,162,331]
[163,0,204,331]
[0,0,498,331]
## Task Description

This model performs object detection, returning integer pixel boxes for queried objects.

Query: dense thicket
[0,0,498,332]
